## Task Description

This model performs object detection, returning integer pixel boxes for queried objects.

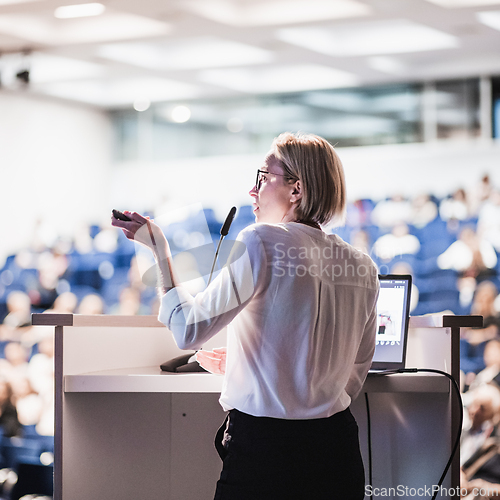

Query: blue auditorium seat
[0,437,42,470]
[413,270,459,294]
[330,225,352,243]
[414,217,455,259]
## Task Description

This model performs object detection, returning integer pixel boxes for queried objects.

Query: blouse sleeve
[158,227,267,350]
[344,286,379,401]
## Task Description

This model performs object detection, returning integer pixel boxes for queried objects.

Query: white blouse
[159,222,379,420]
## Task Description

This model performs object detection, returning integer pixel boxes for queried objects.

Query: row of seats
[0,205,492,321]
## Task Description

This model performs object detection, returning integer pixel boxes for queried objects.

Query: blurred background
[1,0,500,497]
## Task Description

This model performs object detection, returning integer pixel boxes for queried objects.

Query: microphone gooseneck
[207,207,237,286]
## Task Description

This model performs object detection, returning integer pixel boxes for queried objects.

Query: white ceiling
[0,0,499,108]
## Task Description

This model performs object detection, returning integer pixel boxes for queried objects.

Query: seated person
[390,262,419,313]
[370,194,412,229]
[466,341,500,395]
[372,223,420,262]
[466,282,500,346]
[439,188,470,222]
[437,227,497,280]
[2,291,32,329]
[461,282,500,378]
[478,189,500,252]
[0,379,22,438]
[350,229,371,256]
[77,293,105,315]
[461,385,500,467]
[410,193,438,228]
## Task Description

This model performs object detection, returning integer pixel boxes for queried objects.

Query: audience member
[461,385,500,466]
[0,342,29,388]
[12,376,42,427]
[350,229,371,256]
[461,282,500,378]
[128,255,149,293]
[410,193,438,228]
[461,385,500,499]
[77,294,105,315]
[370,194,412,229]
[49,292,78,313]
[2,291,31,329]
[470,174,494,216]
[439,188,470,222]
[28,334,54,436]
[437,227,497,280]
[0,379,22,438]
[468,282,500,345]
[109,287,147,316]
[93,227,118,253]
[73,223,94,254]
[478,189,500,253]
[390,262,419,312]
[466,341,500,395]
[32,248,69,310]
[372,223,420,261]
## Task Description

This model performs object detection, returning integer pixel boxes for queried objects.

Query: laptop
[370,274,412,372]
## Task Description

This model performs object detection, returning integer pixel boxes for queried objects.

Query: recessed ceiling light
[198,65,358,93]
[54,3,105,19]
[28,53,104,83]
[0,11,170,45]
[277,19,459,56]
[171,106,191,123]
[133,98,151,112]
[0,0,42,4]
[367,56,406,74]
[185,0,372,26]
[477,10,500,31]
[35,78,201,107]
[425,0,500,7]
[97,37,273,70]
[227,118,244,133]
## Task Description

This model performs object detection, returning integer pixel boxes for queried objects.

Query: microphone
[220,206,237,237]
[207,207,237,285]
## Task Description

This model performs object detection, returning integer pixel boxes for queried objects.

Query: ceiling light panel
[0,0,42,4]
[29,53,105,83]
[277,19,459,56]
[367,56,406,74]
[97,37,273,70]
[0,11,170,46]
[477,10,500,30]
[34,77,201,108]
[54,3,106,19]
[184,0,372,26]
[425,0,500,7]
[198,65,358,93]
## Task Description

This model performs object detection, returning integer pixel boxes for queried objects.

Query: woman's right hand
[111,211,167,256]
[196,347,227,375]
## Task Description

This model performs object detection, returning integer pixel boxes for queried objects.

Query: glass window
[435,79,480,140]
[109,79,485,161]
[492,77,500,139]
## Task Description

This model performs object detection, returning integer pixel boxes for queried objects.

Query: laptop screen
[371,274,412,371]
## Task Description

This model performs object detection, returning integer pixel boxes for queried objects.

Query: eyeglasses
[255,169,295,192]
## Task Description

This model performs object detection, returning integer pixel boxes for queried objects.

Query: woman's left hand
[196,348,227,375]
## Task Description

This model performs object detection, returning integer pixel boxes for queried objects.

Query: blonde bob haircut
[271,132,346,226]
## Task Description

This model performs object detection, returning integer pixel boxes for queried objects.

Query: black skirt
[213,407,365,500]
